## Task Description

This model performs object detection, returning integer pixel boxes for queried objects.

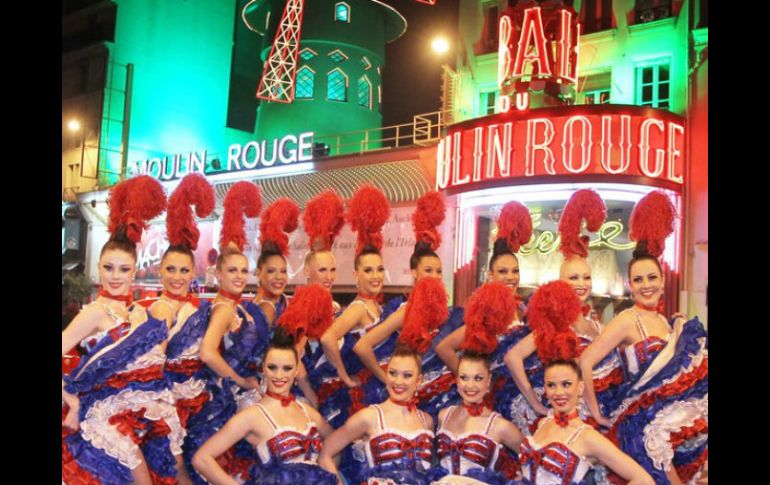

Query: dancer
[578,191,708,484]
[62,176,184,484]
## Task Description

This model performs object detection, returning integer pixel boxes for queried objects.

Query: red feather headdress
[107,175,167,243]
[303,190,345,252]
[558,189,606,260]
[629,190,676,258]
[166,173,215,250]
[277,284,334,340]
[526,280,582,363]
[260,198,300,256]
[397,277,449,354]
[220,181,262,251]
[461,282,518,354]
[346,184,390,255]
[412,190,446,251]
[496,201,533,253]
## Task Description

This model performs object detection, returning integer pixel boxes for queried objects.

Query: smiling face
[258,254,288,296]
[304,251,337,290]
[544,363,584,414]
[560,258,592,303]
[628,258,664,309]
[457,358,491,405]
[215,253,249,295]
[488,254,520,291]
[159,251,195,297]
[355,253,384,295]
[263,347,299,396]
[386,355,422,402]
[411,255,443,282]
[98,249,136,297]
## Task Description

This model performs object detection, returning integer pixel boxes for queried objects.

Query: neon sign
[129,132,314,182]
[436,106,685,190]
[494,213,636,256]
[498,4,580,110]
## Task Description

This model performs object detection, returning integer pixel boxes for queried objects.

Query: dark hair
[264,326,299,363]
[409,241,440,271]
[627,241,663,278]
[543,358,583,380]
[488,238,519,272]
[389,343,422,373]
[354,244,382,270]
[458,350,491,371]
[161,244,195,265]
[258,241,286,270]
[100,225,138,261]
[216,246,246,270]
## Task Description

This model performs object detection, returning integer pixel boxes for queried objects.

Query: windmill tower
[244,0,410,155]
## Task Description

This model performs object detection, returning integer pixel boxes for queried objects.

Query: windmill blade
[257,0,305,103]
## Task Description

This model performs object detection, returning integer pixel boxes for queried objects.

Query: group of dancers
[61,173,708,485]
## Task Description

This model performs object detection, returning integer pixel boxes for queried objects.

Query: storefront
[437,104,685,315]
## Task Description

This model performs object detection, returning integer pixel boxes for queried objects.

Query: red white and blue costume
[430,406,511,485]
[356,404,435,485]
[62,304,185,484]
[512,416,596,485]
[244,401,337,484]
[606,310,708,484]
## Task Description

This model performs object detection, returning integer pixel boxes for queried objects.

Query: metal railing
[311,110,451,156]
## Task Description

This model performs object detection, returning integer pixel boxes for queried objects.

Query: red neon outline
[600,115,632,174]
[556,9,579,86]
[667,123,685,184]
[450,132,468,186]
[498,15,514,88]
[561,116,592,174]
[515,92,530,111]
[639,119,666,178]
[486,122,513,178]
[436,136,451,189]
[500,95,512,113]
[512,7,552,78]
[473,127,484,181]
[525,118,556,176]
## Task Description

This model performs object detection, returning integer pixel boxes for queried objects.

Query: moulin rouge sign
[436,4,685,191]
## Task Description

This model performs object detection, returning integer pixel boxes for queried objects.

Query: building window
[327,69,348,102]
[360,56,372,71]
[296,66,315,99]
[580,0,615,34]
[334,2,350,23]
[584,89,610,104]
[328,49,348,63]
[357,76,372,109]
[634,0,673,24]
[480,91,497,115]
[636,62,670,109]
[474,3,499,55]
[299,48,317,61]
[579,71,612,105]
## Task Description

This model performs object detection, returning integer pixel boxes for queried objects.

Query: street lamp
[431,36,450,55]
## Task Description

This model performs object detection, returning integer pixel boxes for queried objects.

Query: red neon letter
[450,132,469,186]
[436,135,452,189]
[486,122,513,178]
[515,92,530,111]
[639,119,666,178]
[472,127,484,181]
[512,7,552,78]
[555,9,579,86]
[561,116,592,174]
[498,15,514,88]
[526,118,556,176]
[600,115,631,174]
[667,122,685,184]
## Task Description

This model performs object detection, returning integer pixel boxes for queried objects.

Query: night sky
[380,0,460,126]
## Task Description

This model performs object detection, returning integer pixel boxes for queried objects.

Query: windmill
[244,0,439,104]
